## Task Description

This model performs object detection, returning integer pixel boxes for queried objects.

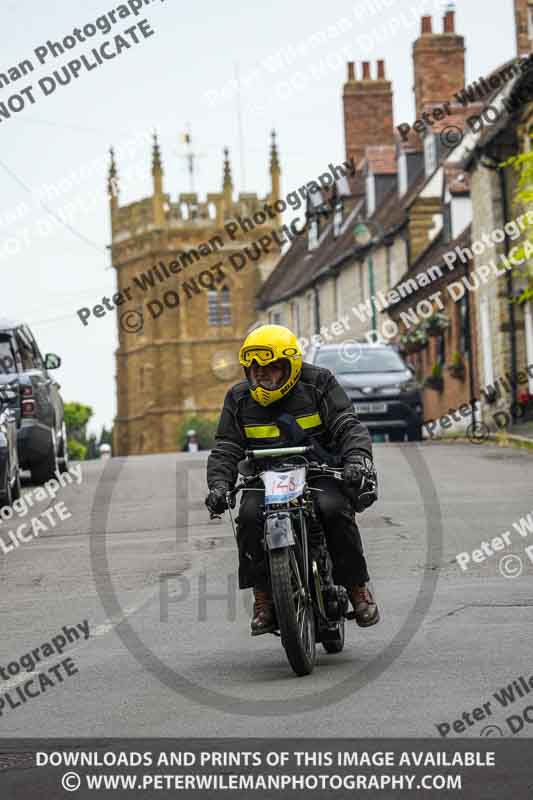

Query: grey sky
[0,0,515,434]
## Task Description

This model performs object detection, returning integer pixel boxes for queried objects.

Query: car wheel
[407,424,423,442]
[388,431,405,442]
[11,464,21,502]
[57,422,70,474]
[0,463,13,509]
[30,430,59,485]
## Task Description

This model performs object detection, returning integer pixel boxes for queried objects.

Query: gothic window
[208,286,232,326]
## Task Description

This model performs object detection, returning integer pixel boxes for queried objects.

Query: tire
[407,424,423,442]
[11,465,21,502]
[270,548,316,677]
[0,463,13,508]
[388,431,405,442]
[322,620,345,654]
[57,422,70,474]
[31,431,59,485]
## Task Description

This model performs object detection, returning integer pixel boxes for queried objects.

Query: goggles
[239,346,276,367]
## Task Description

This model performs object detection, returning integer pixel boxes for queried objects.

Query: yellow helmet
[239,324,303,406]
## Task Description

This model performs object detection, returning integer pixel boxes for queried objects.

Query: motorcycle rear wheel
[270,548,316,676]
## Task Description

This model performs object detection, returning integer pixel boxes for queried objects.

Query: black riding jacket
[207,362,372,489]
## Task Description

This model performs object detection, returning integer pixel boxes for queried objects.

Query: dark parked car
[307,341,424,441]
[0,383,21,506]
[0,319,68,483]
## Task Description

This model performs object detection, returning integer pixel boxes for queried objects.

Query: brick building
[258,2,533,438]
[110,133,282,456]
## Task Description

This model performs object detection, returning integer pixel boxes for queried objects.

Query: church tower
[110,133,282,455]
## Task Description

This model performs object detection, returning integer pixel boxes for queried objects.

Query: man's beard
[258,378,278,389]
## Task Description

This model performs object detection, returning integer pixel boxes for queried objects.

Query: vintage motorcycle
[214,443,351,677]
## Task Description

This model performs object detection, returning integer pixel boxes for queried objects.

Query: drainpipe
[313,285,321,335]
[500,167,518,422]
[464,276,477,431]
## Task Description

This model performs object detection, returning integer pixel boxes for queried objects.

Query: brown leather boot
[251,589,276,636]
[348,584,380,627]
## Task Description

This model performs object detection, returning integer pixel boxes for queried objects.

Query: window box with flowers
[424,312,450,338]
[399,328,428,355]
[448,352,466,380]
[424,363,444,392]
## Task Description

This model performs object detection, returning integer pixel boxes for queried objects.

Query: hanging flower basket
[425,364,444,392]
[400,329,428,354]
[448,353,466,381]
[424,313,450,338]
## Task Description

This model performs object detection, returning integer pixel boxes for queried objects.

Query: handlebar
[210,445,342,519]
[245,446,311,458]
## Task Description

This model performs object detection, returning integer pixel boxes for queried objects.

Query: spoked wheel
[270,548,316,676]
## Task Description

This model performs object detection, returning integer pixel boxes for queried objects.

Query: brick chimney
[343,60,394,168]
[412,8,465,118]
[515,0,533,56]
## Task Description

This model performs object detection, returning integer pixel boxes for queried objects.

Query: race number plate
[262,468,306,504]
[354,402,387,414]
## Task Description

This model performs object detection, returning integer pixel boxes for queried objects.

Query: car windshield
[315,346,407,374]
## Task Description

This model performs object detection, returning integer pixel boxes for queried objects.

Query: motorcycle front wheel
[270,548,316,676]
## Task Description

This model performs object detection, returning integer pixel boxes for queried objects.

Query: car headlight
[399,380,419,393]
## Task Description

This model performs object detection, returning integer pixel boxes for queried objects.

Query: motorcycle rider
[205,324,380,636]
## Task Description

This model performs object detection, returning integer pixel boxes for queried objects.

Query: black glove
[205,484,233,515]
[343,455,378,512]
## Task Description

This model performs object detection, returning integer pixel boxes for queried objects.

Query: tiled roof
[387,224,473,309]
[459,55,533,162]
[256,195,364,309]
[257,162,428,309]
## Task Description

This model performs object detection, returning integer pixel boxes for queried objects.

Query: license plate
[354,402,387,414]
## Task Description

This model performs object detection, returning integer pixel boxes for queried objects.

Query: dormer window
[424,133,437,176]
[366,174,376,215]
[398,152,408,196]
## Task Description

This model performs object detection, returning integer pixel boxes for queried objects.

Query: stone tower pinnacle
[222,146,233,210]
[108,147,119,233]
[151,131,165,228]
[269,129,281,206]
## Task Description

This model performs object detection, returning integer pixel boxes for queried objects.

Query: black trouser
[236,476,370,591]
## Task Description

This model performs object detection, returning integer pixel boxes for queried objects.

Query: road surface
[0,441,532,738]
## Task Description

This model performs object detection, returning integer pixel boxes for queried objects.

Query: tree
[86,434,99,460]
[501,140,533,303]
[64,402,93,460]
[99,425,113,447]
[176,415,218,451]
[67,438,87,462]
